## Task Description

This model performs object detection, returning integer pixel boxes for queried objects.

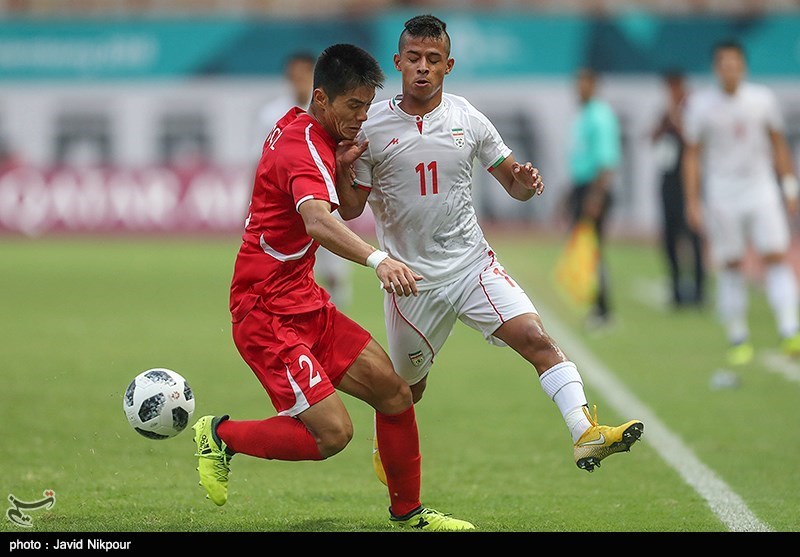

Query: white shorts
[383,249,537,385]
[706,188,790,264]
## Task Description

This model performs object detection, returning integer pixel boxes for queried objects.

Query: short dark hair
[663,69,684,83]
[313,44,385,101]
[712,39,746,60]
[399,14,451,56]
[285,51,316,69]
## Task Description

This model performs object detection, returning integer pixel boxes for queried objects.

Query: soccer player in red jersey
[191,43,474,531]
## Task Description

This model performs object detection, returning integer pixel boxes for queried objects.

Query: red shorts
[232,300,372,417]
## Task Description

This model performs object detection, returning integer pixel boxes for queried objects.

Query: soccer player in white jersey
[683,40,800,366]
[335,14,644,483]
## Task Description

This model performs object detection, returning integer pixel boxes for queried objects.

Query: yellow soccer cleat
[782,333,800,358]
[373,432,388,486]
[574,405,644,473]
[727,342,754,366]
[390,507,475,531]
[193,415,232,506]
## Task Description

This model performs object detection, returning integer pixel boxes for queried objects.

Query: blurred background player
[252,51,315,156]
[253,50,352,308]
[683,39,800,366]
[335,14,643,483]
[651,70,706,310]
[194,43,473,531]
[565,67,622,329]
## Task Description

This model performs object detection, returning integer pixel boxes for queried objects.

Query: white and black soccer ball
[123,368,195,440]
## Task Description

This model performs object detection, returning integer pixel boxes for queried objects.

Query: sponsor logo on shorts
[408,351,425,367]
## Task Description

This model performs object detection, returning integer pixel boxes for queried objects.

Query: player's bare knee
[517,323,564,368]
[317,422,354,458]
[368,369,412,415]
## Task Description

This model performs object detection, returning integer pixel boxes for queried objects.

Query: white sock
[765,263,800,339]
[717,268,749,344]
[539,361,591,442]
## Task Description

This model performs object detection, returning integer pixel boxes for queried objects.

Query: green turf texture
[2,233,798,532]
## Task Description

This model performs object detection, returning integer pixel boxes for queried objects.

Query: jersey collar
[390,94,448,122]
[297,112,337,149]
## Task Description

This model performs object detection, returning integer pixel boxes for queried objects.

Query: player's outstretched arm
[299,198,422,296]
[682,142,704,233]
[769,128,799,215]
[491,155,545,201]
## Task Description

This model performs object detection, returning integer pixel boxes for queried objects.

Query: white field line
[537,304,772,532]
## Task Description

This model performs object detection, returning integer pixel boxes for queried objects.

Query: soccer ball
[123,368,195,440]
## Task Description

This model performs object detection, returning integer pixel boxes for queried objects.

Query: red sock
[376,406,422,517]
[217,416,323,461]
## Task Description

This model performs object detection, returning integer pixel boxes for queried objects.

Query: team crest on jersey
[451,128,465,149]
[408,351,425,367]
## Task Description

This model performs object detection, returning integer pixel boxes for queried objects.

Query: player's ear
[312,87,328,109]
[445,58,454,74]
[393,53,401,72]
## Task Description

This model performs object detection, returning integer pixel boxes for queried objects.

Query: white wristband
[782,175,799,201]
[366,249,389,269]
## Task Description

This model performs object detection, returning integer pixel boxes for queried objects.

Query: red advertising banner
[0,163,377,236]
[0,164,254,235]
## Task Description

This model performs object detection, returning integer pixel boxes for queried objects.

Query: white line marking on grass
[539,306,772,533]
[759,350,800,385]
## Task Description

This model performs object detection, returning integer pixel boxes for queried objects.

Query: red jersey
[230,107,341,321]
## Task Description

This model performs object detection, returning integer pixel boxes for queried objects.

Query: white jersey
[253,94,297,159]
[683,81,784,204]
[354,93,512,290]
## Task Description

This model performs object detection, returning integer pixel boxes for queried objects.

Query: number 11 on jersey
[416,161,439,196]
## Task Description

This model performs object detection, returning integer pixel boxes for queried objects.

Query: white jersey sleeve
[682,90,706,146]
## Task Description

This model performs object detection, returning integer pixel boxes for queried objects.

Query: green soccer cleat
[390,507,475,531]
[727,341,754,366]
[193,415,232,506]
[574,405,644,473]
[782,333,800,357]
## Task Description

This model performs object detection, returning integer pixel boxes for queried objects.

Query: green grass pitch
[2,232,799,533]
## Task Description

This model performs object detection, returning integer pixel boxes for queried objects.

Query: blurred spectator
[565,67,621,329]
[251,50,352,308]
[651,70,706,309]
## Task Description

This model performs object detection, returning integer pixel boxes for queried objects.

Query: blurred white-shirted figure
[253,52,316,157]
[253,51,352,308]
[683,39,800,366]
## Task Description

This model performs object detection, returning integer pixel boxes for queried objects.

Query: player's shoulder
[686,87,717,112]
[443,93,495,132]
[443,92,483,115]
[741,81,776,102]
[361,96,397,130]
[277,113,334,159]
[274,107,306,130]
[367,96,396,118]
